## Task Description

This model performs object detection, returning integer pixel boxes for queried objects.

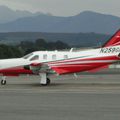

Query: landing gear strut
[39,73,51,86]
[1,76,6,85]
[41,78,51,86]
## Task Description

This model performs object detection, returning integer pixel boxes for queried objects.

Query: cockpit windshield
[23,53,33,59]
[30,55,39,61]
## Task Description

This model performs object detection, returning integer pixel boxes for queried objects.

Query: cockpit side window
[30,55,39,61]
[23,53,33,59]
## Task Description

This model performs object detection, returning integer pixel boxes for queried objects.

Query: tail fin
[103,29,120,47]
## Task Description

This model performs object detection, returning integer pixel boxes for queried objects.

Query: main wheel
[47,78,51,85]
[1,80,6,85]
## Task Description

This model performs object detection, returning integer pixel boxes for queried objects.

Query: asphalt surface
[0,70,120,120]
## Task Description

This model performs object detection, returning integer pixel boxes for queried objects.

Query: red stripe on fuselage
[49,56,118,65]
[50,55,120,74]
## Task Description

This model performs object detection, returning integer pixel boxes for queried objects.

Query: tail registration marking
[100,47,120,53]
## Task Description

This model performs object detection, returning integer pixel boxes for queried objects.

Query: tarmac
[0,69,120,120]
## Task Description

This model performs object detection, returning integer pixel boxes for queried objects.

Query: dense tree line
[0,39,70,59]
[0,44,23,59]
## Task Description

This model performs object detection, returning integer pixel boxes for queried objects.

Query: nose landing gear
[1,76,6,85]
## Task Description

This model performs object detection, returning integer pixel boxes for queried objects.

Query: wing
[87,65,109,73]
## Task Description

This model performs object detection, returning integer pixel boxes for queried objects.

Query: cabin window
[52,54,56,60]
[30,55,39,61]
[43,54,47,60]
[64,55,68,59]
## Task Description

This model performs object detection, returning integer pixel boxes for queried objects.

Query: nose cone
[0,58,30,70]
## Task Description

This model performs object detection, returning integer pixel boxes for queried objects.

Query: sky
[0,0,119,17]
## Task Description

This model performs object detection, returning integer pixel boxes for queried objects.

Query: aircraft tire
[1,80,6,85]
[47,78,51,85]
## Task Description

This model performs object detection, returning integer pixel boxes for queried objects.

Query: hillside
[0,5,44,23]
[0,10,120,34]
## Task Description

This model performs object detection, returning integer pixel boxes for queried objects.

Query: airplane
[0,29,120,86]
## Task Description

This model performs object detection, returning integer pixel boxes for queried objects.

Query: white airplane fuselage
[0,45,119,73]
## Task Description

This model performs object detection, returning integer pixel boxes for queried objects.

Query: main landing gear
[1,76,6,85]
[39,73,51,86]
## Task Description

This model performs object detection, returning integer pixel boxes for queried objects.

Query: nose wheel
[1,80,6,85]
[1,76,6,85]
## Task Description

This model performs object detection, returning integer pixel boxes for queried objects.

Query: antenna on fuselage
[70,48,74,52]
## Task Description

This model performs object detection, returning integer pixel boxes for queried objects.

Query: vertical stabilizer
[103,29,120,47]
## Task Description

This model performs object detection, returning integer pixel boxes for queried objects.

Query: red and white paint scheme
[0,29,120,85]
